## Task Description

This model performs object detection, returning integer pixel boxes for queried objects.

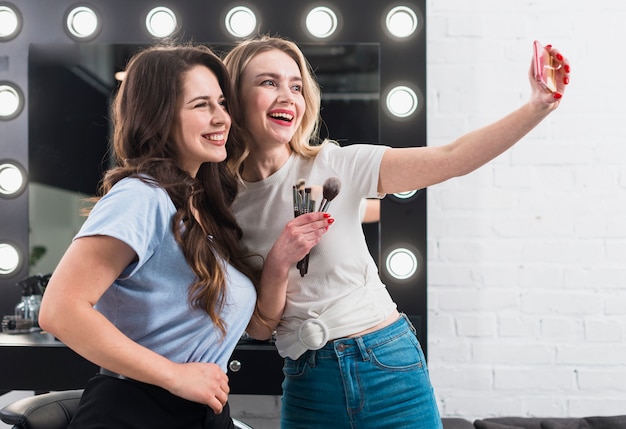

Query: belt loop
[401,313,417,336]
[355,337,370,362]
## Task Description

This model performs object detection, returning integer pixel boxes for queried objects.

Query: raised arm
[379,44,570,195]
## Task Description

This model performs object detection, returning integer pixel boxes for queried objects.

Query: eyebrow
[185,94,224,105]
[255,72,302,82]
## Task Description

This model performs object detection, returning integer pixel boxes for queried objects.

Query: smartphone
[533,40,557,93]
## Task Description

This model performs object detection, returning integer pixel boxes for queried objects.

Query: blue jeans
[280,314,442,429]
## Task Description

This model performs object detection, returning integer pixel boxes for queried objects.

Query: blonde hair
[223,35,333,179]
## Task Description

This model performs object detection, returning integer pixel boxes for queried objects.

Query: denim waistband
[309,313,416,360]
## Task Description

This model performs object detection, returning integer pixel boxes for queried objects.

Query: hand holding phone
[533,40,558,93]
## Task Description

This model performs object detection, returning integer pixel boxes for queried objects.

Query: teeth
[204,134,224,141]
[269,112,293,121]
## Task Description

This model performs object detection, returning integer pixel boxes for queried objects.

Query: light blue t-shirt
[75,177,256,371]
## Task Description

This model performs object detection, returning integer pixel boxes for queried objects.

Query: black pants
[68,374,235,429]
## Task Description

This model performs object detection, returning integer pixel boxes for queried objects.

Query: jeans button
[336,343,346,352]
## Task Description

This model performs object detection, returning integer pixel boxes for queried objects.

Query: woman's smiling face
[239,49,306,150]
[171,64,231,177]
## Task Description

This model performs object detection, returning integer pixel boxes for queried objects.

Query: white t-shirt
[232,143,397,359]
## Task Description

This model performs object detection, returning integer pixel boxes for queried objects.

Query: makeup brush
[295,178,306,215]
[299,176,341,277]
[296,178,306,190]
[293,179,306,217]
[292,185,300,218]
[297,187,314,273]
[303,187,312,214]
[318,176,341,213]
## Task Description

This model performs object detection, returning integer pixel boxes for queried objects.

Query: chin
[208,148,227,163]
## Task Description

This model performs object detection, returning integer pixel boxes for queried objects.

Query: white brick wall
[427,0,626,420]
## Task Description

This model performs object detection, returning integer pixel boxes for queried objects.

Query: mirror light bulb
[66,6,99,39]
[305,6,338,39]
[225,6,257,38]
[0,162,25,196]
[0,84,22,119]
[146,7,177,38]
[0,243,21,275]
[385,247,419,280]
[393,190,418,200]
[386,85,419,118]
[386,6,418,39]
[0,5,20,39]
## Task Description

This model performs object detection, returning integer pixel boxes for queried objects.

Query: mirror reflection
[28,42,380,274]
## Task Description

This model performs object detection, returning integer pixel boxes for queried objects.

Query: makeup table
[0,332,283,394]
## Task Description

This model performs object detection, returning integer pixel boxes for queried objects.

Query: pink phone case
[533,40,557,93]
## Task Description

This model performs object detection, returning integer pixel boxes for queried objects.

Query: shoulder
[110,176,168,198]
[82,176,175,245]
[314,143,389,170]
[318,142,388,158]
[100,177,173,212]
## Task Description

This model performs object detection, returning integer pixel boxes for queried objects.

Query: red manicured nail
[556,53,563,61]
[327,218,335,224]
[553,92,562,100]
[545,44,552,49]
[563,77,569,85]
[564,64,571,73]
[323,213,331,218]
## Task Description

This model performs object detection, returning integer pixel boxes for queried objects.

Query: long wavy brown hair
[97,44,259,337]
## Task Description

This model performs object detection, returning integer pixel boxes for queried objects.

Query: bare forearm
[380,101,555,194]
[38,237,178,389]
[41,302,178,388]
[245,212,332,339]
[246,251,288,339]
[42,302,229,411]
[446,101,552,177]
[380,43,570,195]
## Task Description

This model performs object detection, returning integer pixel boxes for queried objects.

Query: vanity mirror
[27,42,380,275]
[0,0,426,354]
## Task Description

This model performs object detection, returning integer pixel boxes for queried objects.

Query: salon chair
[0,390,254,429]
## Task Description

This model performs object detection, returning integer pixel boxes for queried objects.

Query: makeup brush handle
[297,197,316,276]
[318,199,329,212]
[300,253,309,277]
